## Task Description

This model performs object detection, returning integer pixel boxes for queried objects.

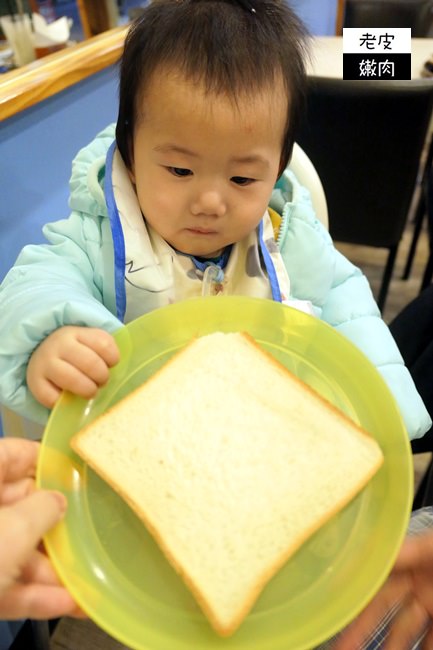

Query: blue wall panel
[0,65,119,282]
[290,0,337,36]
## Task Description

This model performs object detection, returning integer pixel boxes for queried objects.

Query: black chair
[410,145,433,291]
[343,0,433,37]
[9,619,56,650]
[420,162,433,289]
[296,76,433,312]
[388,283,433,507]
[402,132,433,286]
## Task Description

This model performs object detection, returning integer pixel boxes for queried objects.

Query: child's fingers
[43,360,100,399]
[27,326,120,408]
[60,343,112,387]
[75,328,120,367]
[28,378,62,410]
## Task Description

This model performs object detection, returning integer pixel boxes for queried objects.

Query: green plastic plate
[37,296,413,650]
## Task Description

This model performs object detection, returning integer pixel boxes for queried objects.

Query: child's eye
[169,167,192,177]
[231,176,254,186]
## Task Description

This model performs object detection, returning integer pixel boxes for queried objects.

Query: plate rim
[37,296,413,650]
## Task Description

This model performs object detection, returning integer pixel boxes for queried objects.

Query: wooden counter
[0,24,128,121]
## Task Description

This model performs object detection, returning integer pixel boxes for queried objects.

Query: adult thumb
[0,490,67,568]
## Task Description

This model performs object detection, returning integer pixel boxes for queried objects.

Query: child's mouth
[186,228,218,235]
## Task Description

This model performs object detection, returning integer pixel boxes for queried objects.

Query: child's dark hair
[116,0,310,176]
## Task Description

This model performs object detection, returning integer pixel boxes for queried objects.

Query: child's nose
[191,190,227,217]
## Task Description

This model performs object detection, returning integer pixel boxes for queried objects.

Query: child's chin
[178,246,225,259]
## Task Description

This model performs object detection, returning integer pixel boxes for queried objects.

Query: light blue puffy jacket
[0,124,430,438]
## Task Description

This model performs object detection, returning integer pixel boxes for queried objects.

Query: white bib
[109,147,313,322]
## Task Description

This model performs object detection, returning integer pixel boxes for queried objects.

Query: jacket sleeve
[321,251,431,440]
[278,174,432,441]
[0,212,123,425]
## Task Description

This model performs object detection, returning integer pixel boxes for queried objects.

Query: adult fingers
[333,575,410,650]
[1,477,35,505]
[421,624,433,649]
[0,490,66,576]
[0,438,39,483]
[395,531,433,571]
[20,549,62,585]
[0,583,84,620]
[383,597,429,650]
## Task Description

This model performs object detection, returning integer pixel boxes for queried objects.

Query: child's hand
[27,326,120,408]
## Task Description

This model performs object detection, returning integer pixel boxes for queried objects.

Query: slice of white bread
[71,331,383,636]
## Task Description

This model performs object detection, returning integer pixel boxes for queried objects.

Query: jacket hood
[68,123,117,217]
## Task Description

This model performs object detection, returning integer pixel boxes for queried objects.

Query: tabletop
[308,36,433,80]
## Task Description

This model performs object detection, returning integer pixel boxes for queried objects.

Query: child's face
[128,69,288,258]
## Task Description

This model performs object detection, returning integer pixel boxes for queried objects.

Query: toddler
[0,0,430,439]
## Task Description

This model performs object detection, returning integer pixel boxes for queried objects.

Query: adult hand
[334,529,433,649]
[0,437,82,619]
[27,326,120,409]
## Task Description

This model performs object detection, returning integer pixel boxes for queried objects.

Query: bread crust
[71,331,383,637]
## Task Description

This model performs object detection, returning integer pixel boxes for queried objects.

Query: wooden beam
[76,0,93,39]
[0,25,127,121]
[336,0,346,35]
